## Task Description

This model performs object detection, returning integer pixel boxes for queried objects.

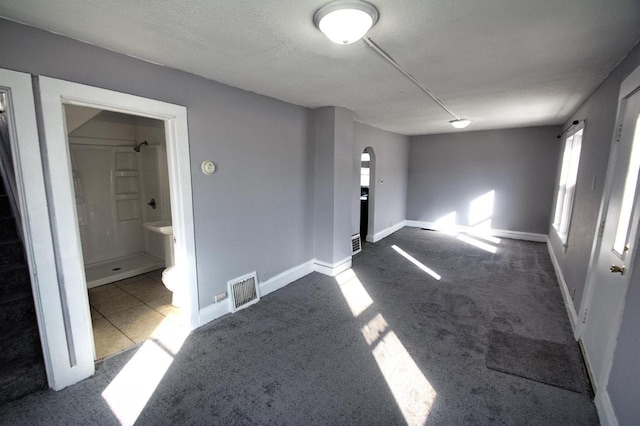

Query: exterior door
[582,88,640,388]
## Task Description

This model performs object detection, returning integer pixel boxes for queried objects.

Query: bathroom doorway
[29,77,197,389]
[64,106,179,359]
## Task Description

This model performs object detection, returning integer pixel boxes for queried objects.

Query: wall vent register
[352,233,362,255]
[228,272,260,312]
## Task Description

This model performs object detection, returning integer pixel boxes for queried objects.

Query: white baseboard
[368,220,407,243]
[546,238,579,332]
[405,220,547,242]
[260,260,315,297]
[314,256,352,277]
[198,259,317,326]
[595,388,619,426]
[198,299,231,326]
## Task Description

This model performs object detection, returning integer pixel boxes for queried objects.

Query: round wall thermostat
[201,161,216,175]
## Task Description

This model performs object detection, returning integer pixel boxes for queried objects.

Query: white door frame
[0,69,61,389]
[34,76,198,390]
[363,146,376,242]
[577,65,640,392]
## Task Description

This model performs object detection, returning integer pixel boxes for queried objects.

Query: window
[553,127,584,246]
[360,151,370,188]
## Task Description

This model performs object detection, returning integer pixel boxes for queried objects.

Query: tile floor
[88,269,181,360]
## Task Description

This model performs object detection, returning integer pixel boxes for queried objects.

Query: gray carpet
[0,227,599,425]
[486,330,590,394]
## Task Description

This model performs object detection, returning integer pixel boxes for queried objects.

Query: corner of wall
[314,256,352,277]
[370,220,406,242]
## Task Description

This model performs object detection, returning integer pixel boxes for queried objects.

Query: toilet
[142,220,182,307]
[162,265,183,307]
[159,230,183,307]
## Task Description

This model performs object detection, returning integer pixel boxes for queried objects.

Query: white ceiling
[1,0,639,135]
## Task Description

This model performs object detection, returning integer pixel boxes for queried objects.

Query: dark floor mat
[486,330,590,394]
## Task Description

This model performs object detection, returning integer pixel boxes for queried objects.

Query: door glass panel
[613,113,640,256]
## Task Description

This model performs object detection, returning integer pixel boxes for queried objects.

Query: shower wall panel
[70,144,144,265]
[136,118,170,261]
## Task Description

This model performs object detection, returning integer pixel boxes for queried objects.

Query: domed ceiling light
[449,119,471,129]
[314,1,471,130]
[313,1,378,45]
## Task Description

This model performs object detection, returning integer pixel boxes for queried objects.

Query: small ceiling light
[314,1,379,45]
[449,119,471,129]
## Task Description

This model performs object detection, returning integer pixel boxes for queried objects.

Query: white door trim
[364,146,376,243]
[35,76,198,390]
[578,64,640,395]
[0,69,60,388]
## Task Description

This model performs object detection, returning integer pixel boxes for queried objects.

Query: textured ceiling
[1,0,639,135]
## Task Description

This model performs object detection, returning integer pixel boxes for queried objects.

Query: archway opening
[360,147,375,243]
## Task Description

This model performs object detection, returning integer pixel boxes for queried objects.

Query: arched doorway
[360,147,376,243]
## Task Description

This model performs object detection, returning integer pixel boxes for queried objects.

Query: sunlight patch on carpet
[336,269,437,425]
[102,317,190,425]
[336,269,373,316]
[362,313,388,345]
[371,329,437,424]
[457,234,498,253]
[467,229,501,245]
[392,245,442,280]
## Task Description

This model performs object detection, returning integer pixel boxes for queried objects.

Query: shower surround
[66,109,171,288]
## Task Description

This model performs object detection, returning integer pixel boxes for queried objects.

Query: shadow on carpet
[486,330,591,395]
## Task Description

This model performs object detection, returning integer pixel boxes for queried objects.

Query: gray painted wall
[548,43,640,314]
[0,18,314,308]
[352,122,409,238]
[406,127,559,234]
[313,108,336,264]
[333,108,355,263]
[547,42,640,424]
[546,42,640,424]
[313,106,354,265]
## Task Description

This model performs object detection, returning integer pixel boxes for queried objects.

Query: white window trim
[552,123,585,249]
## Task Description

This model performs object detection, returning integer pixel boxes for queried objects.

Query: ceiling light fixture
[313,0,378,45]
[449,119,471,129]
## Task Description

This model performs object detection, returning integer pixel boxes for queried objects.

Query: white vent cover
[352,234,362,255]
[228,271,260,312]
